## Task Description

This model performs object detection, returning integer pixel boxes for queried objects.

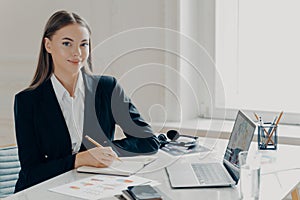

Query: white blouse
[51,71,85,154]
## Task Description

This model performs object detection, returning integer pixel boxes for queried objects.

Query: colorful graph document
[49,175,157,200]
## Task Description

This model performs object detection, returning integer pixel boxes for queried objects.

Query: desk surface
[4,138,300,200]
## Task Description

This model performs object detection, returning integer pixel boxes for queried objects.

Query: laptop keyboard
[191,163,232,185]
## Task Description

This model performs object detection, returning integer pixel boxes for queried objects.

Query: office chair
[0,144,20,198]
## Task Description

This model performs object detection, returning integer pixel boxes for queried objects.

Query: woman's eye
[62,42,71,46]
[81,43,89,47]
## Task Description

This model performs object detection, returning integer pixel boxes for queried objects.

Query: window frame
[214,0,300,125]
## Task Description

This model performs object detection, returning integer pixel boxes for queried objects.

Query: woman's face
[44,23,90,77]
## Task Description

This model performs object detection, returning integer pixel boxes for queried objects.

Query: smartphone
[127,185,162,200]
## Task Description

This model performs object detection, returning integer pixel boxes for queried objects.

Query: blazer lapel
[39,79,72,152]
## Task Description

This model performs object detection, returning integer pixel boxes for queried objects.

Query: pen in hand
[85,135,122,162]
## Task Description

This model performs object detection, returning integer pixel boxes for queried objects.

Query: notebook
[77,156,157,176]
[166,110,256,188]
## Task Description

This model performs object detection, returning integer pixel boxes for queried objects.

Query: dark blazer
[14,72,160,193]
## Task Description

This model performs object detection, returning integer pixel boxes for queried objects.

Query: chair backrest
[0,144,20,198]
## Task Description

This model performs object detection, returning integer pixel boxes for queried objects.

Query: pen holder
[258,122,277,150]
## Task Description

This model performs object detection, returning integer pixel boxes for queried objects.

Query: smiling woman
[29,10,93,90]
[44,24,90,96]
[13,10,159,193]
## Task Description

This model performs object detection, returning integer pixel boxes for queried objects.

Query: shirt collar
[51,70,84,101]
[75,70,84,97]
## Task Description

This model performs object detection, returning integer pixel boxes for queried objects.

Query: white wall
[179,0,215,120]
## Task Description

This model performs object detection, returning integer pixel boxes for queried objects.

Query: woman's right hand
[74,146,118,168]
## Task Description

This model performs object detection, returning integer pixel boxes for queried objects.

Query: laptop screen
[223,110,256,182]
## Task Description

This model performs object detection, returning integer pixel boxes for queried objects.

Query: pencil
[85,135,122,162]
[85,135,102,147]
[254,112,274,145]
[253,112,259,121]
[275,111,284,126]
[266,111,283,145]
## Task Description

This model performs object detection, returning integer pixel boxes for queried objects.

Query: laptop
[166,110,256,188]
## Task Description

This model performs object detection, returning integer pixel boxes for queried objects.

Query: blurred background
[1,0,299,146]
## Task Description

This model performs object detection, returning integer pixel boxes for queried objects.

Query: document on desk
[49,174,159,200]
[77,156,157,176]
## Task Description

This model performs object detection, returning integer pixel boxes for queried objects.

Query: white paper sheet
[49,174,158,200]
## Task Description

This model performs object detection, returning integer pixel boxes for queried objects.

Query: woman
[14,10,159,192]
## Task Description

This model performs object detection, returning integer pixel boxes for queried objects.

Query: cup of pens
[258,122,277,150]
[255,111,283,150]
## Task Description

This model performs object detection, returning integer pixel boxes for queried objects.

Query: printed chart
[49,175,156,199]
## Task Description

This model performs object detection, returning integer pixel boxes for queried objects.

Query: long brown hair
[29,10,92,89]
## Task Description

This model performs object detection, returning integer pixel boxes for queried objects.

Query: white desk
[4,138,300,200]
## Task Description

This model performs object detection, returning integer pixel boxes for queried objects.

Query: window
[215,0,300,124]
